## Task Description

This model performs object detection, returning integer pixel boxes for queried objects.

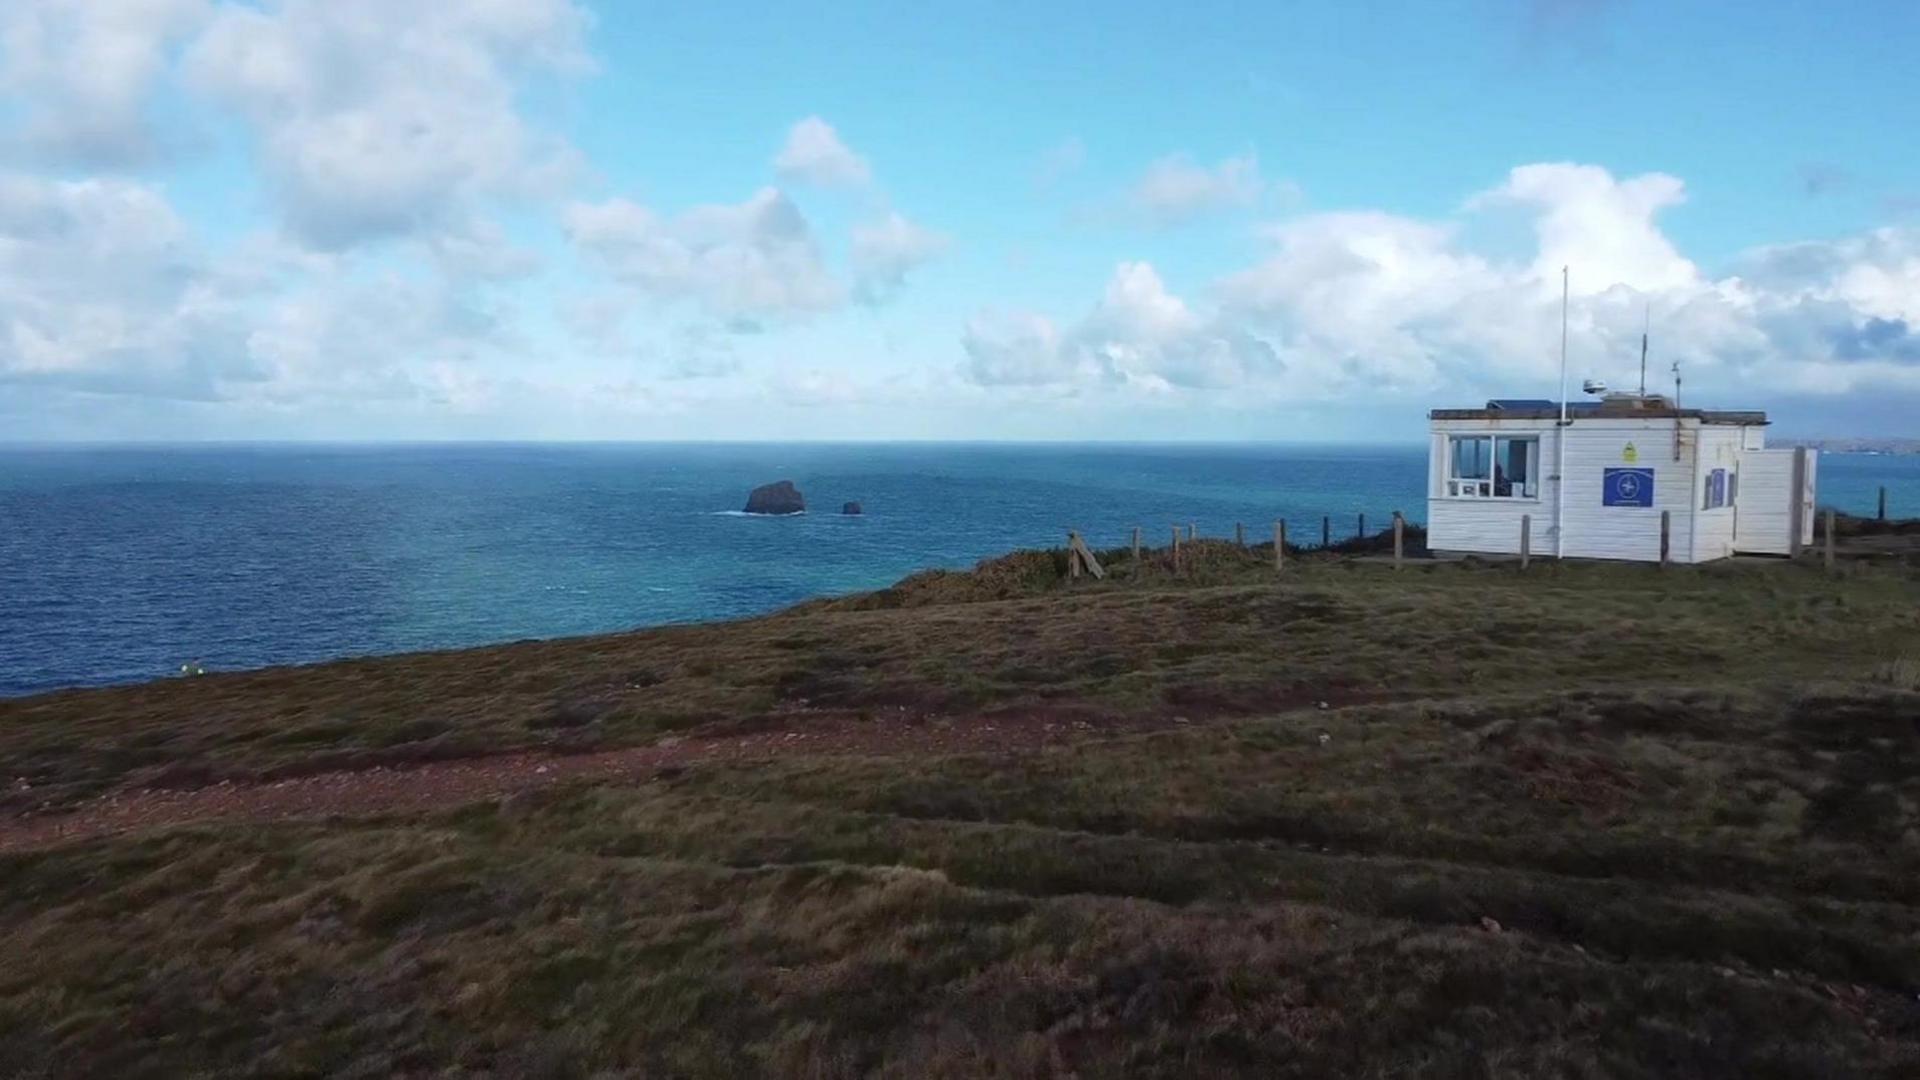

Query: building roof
[1431,398,1767,425]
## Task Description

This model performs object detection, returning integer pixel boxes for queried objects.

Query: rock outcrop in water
[744,480,805,515]
[842,501,863,516]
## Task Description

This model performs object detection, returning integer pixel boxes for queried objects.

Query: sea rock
[744,480,805,515]
[842,501,863,515]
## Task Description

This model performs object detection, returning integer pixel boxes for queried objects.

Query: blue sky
[2,0,1917,440]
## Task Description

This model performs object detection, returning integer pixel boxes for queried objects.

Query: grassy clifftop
[3,536,1920,1076]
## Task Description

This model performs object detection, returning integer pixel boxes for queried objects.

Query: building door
[1734,449,1814,555]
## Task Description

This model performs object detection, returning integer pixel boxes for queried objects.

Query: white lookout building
[1426,395,1818,564]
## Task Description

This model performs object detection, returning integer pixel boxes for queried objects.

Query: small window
[1704,468,1735,510]
[1446,435,1538,499]
[1496,436,1535,498]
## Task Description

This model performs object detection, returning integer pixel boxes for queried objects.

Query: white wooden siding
[1556,420,1696,562]
[1690,426,1744,562]
[1733,446,1819,555]
[1802,452,1819,546]
[1428,493,1546,554]
[1736,449,1796,554]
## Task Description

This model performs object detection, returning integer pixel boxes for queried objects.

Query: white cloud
[1087,261,1198,343]
[1083,263,1278,389]
[0,170,526,406]
[557,291,635,357]
[241,271,520,403]
[850,211,947,301]
[1211,186,1694,397]
[428,218,542,282]
[773,116,871,188]
[1218,211,1508,389]
[183,0,590,250]
[963,262,1277,391]
[769,368,862,406]
[0,0,210,168]
[0,172,255,399]
[663,323,743,380]
[1473,162,1697,293]
[1125,152,1265,225]
[1214,166,1802,398]
[971,163,1920,413]
[1737,227,1920,325]
[564,188,844,321]
[558,297,750,380]
[962,311,1072,388]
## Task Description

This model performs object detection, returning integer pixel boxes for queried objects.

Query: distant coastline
[1776,438,1920,456]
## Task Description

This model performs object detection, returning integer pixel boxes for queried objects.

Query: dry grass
[5,684,1919,1076]
[6,547,1917,814]
[1876,655,1920,691]
[4,529,1920,1075]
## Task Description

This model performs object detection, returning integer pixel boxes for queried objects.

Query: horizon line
[0,436,1435,449]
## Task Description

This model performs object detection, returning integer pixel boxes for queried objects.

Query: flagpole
[1555,266,1568,559]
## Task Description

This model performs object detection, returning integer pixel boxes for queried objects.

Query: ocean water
[2,443,1915,697]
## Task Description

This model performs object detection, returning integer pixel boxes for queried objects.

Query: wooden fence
[1066,503,1890,579]
[1066,512,1421,576]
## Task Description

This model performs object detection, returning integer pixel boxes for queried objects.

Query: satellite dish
[1581,379,1608,396]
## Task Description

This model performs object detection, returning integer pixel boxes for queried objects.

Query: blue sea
[2,443,1915,697]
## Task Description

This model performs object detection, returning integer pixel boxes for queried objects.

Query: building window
[1446,435,1538,498]
[1704,467,1735,509]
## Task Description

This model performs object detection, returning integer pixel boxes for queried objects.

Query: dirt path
[0,709,1186,854]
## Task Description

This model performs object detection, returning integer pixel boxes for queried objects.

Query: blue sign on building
[1602,467,1655,507]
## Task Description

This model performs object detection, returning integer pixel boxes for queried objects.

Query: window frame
[1703,466,1736,510]
[1442,434,1540,500]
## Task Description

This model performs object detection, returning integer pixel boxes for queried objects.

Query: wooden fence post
[1275,520,1286,571]
[1880,486,1888,522]
[1132,526,1141,563]
[1357,513,1366,541]
[1068,532,1105,580]
[1788,448,1808,558]
[1189,522,1197,542]
[1171,525,1181,572]
[1659,510,1671,566]
[1520,514,1531,570]
[1392,512,1404,568]
[1322,516,1330,548]
[1235,522,1245,548]
[1825,510,1836,571]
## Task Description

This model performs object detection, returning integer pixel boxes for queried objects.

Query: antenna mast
[1669,358,1685,462]
[1639,303,1650,397]
[1558,266,1569,425]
